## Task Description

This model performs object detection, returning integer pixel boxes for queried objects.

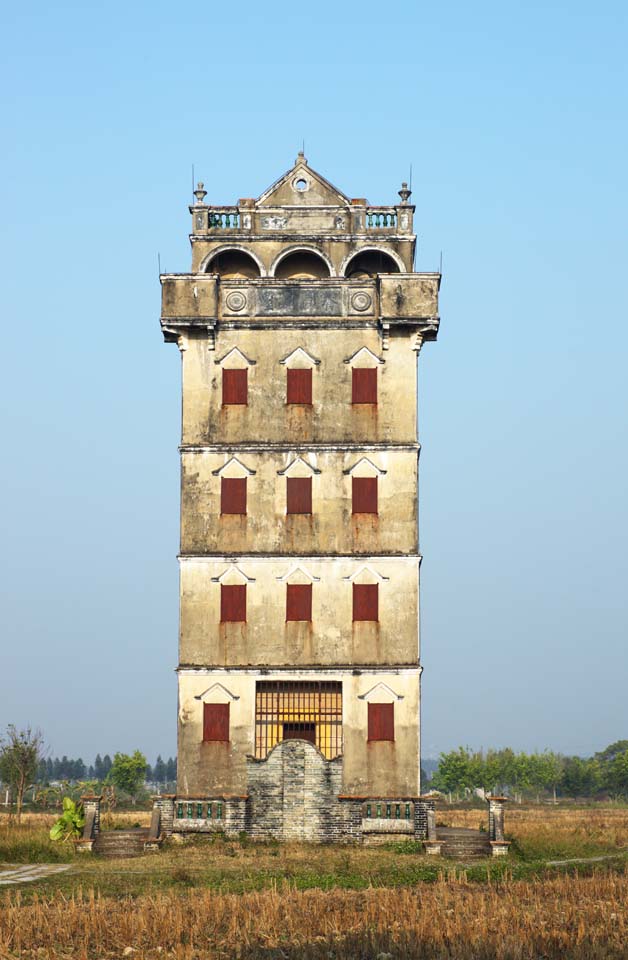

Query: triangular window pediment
[344,346,385,367]
[257,154,351,208]
[279,347,321,368]
[344,564,389,584]
[211,456,256,478]
[277,455,321,477]
[195,682,240,703]
[211,564,255,584]
[344,457,387,478]
[276,564,320,584]
[358,682,403,703]
[214,346,256,368]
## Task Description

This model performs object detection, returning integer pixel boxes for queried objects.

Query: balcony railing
[208,208,240,229]
[366,208,397,229]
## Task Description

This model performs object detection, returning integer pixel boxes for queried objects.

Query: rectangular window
[222,368,248,405]
[352,477,378,514]
[352,583,378,621]
[286,583,312,621]
[255,680,342,759]
[286,476,312,514]
[220,584,246,622]
[287,368,312,404]
[203,703,230,742]
[368,702,394,741]
[221,477,247,515]
[352,368,377,404]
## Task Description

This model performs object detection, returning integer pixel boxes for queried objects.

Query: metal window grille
[255,680,342,760]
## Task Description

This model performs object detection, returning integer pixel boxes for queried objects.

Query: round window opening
[294,178,308,192]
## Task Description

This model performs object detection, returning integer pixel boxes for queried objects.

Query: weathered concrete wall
[180,328,418,446]
[180,449,417,556]
[179,557,419,667]
[177,669,420,798]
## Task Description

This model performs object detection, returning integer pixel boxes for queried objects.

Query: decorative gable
[344,564,389,584]
[358,682,404,702]
[277,455,321,477]
[195,682,240,703]
[279,347,321,368]
[214,347,256,368]
[344,457,387,477]
[257,153,351,208]
[276,564,321,584]
[344,346,385,367]
[211,564,255,585]
[211,456,256,478]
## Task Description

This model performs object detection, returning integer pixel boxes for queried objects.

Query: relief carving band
[257,286,342,316]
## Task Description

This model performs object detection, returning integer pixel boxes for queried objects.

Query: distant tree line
[34,753,177,784]
[429,740,628,801]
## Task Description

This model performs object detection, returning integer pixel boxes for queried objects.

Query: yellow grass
[1,806,628,957]
[1,871,627,959]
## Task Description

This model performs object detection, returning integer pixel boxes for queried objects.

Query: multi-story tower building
[160,155,440,842]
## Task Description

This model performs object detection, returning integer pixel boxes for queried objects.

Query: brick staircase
[93,828,150,858]
[437,827,491,859]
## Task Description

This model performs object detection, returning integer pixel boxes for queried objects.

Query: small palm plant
[49,797,85,841]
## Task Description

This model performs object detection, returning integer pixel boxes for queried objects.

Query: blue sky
[1,0,626,762]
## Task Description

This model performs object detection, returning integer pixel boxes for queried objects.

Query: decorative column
[487,795,510,856]
[75,794,102,853]
[417,795,442,854]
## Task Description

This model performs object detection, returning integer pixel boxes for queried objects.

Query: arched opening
[274,250,331,280]
[206,250,261,279]
[344,250,401,278]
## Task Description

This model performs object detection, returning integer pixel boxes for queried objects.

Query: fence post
[486,795,510,856]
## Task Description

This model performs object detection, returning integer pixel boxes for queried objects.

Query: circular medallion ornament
[351,291,372,312]
[225,291,247,312]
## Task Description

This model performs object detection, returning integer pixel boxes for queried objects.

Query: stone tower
[160,155,440,841]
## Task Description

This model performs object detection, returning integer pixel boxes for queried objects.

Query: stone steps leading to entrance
[92,829,150,858]
[437,827,492,859]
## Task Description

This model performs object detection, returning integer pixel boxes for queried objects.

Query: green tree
[606,750,628,798]
[107,750,147,804]
[561,756,600,798]
[0,726,45,823]
[431,747,472,798]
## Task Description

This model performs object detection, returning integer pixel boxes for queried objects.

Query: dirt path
[0,864,71,885]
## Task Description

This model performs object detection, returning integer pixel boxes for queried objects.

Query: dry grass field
[1,805,628,959]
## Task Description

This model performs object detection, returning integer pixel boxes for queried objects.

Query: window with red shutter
[286,477,312,514]
[220,584,246,622]
[286,368,312,404]
[203,703,230,742]
[352,368,377,404]
[221,477,247,515]
[286,583,312,621]
[352,583,378,621]
[352,477,378,514]
[222,368,248,405]
[367,702,394,741]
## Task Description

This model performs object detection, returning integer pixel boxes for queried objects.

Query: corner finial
[297,149,308,166]
[398,181,411,204]
[194,182,207,204]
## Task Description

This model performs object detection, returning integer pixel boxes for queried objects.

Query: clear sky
[1,0,626,763]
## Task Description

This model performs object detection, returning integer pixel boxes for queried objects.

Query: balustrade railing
[208,208,240,229]
[366,209,397,228]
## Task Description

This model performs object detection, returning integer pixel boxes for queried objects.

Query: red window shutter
[353,583,378,621]
[352,368,377,404]
[222,368,248,405]
[221,477,247,515]
[368,702,394,741]
[220,584,246,622]
[203,703,230,742]
[286,583,312,621]
[287,368,312,404]
[286,477,312,514]
[352,477,378,514]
